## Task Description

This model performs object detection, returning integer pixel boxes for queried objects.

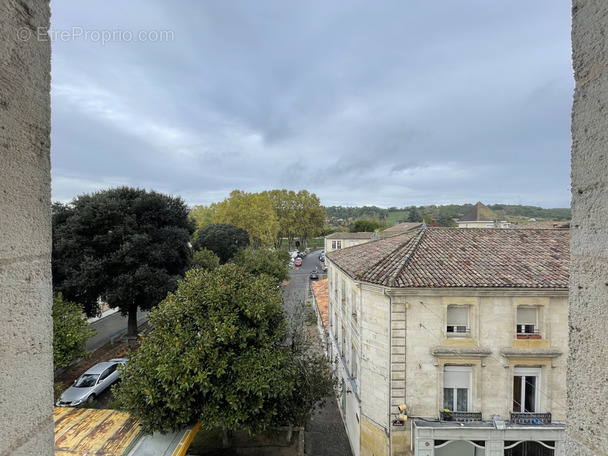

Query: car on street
[56,358,128,407]
[310,269,319,280]
[319,250,325,262]
[294,257,303,267]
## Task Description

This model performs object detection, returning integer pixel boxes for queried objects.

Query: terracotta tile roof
[325,231,399,240]
[383,223,423,233]
[311,279,329,331]
[327,228,569,289]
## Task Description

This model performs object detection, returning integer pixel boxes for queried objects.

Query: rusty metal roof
[54,407,142,456]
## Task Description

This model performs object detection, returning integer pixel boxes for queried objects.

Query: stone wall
[0,1,53,455]
[568,1,608,454]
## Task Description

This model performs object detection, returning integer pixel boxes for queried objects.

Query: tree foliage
[192,223,250,264]
[191,248,220,271]
[349,219,385,232]
[52,293,95,369]
[232,247,291,283]
[262,189,325,249]
[52,187,194,336]
[115,265,333,434]
[212,190,279,247]
[189,204,216,236]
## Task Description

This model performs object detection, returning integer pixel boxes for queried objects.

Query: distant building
[457,202,514,229]
[326,228,569,456]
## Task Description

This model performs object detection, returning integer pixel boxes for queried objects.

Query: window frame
[512,367,541,413]
[446,305,470,336]
[516,306,539,335]
[443,365,472,412]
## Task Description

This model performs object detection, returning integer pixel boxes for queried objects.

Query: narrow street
[283,249,354,456]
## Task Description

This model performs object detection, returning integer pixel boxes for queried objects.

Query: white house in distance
[324,224,420,254]
[325,227,569,456]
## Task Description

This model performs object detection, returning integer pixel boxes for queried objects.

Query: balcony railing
[510,412,552,425]
[440,411,482,422]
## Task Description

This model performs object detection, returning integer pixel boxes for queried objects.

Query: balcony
[440,411,482,422]
[510,412,552,425]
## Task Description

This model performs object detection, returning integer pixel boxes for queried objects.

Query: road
[86,310,148,352]
[283,250,354,456]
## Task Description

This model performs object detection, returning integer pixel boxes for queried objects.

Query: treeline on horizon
[323,203,572,224]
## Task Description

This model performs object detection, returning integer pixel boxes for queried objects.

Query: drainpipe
[384,288,392,456]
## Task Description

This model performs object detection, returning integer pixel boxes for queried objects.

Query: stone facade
[568,1,608,455]
[0,1,54,455]
[326,229,570,456]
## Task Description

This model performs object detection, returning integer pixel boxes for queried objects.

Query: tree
[407,206,422,223]
[350,219,385,232]
[115,265,332,436]
[213,190,279,247]
[232,247,291,283]
[192,223,250,264]
[52,293,95,369]
[52,187,194,337]
[191,248,220,271]
[189,204,216,235]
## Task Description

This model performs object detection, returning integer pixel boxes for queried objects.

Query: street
[86,310,148,352]
[283,249,354,456]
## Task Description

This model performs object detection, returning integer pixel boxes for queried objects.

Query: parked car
[319,250,325,262]
[310,268,319,280]
[294,257,303,267]
[288,260,294,268]
[56,358,128,407]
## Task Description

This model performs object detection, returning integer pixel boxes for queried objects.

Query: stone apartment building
[325,228,569,456]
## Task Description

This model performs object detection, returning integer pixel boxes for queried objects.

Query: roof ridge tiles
[387,228,425,287]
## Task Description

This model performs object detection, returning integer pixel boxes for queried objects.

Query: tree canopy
[212,190,279,247]
[52,187,194,336]
[232,247,291,283]
[349,219,385,232]
[192,223,250,264]
[52,293,94,369]
[115,265,332,434]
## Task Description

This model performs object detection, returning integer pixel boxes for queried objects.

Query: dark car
[294,257,303,267]
[310,269,319,280]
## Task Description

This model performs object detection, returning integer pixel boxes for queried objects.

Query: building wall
[568,1,608,454]
[0,1,54,455]
[350,286,568,456]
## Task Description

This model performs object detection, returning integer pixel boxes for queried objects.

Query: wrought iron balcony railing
[440,411,482,422]
[510,412,552,425]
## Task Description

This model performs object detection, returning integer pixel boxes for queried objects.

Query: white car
[56,358,128,407]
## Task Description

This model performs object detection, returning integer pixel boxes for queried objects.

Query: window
[351,344,358,379]
[443,366,471,412]
[513,367,540,412]
[517,306,538,334]
[332,240,342,250]
[447,306,469,335]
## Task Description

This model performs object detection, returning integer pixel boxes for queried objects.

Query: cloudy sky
[50,1,573,209]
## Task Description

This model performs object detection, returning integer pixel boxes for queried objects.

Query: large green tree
[212,190,279,247]
[232,247,291,283]
[115,265,332,435]
[52,187,194,337]
[350,219,385,232]
[192,223,250,264]
[52,293,95,369]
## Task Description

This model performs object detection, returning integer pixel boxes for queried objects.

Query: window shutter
[444,366,471,389]
[447,306,468,326]
[517,307,537,325]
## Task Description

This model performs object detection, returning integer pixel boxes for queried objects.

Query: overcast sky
[50,1,573,209]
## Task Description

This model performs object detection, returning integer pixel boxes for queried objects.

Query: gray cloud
[50,0,573,208]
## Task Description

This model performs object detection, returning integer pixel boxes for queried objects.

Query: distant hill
[323,204,571,227]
